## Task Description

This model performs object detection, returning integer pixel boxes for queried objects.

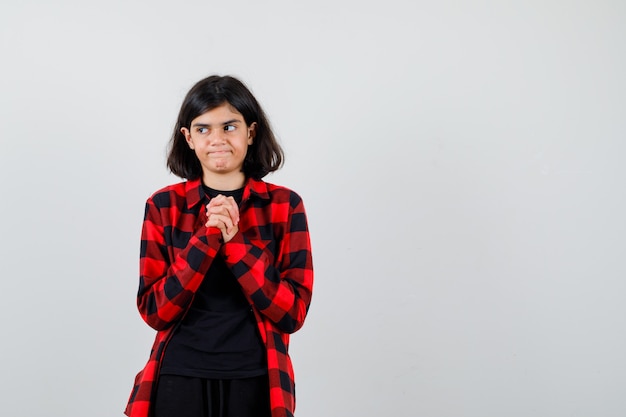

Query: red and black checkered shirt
[125,177,314,417]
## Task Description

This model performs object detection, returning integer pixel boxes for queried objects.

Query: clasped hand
[205,195,240,242]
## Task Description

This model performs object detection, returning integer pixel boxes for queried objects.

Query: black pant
[154,374,271,417]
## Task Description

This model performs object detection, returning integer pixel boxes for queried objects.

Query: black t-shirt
[160,185,267,379]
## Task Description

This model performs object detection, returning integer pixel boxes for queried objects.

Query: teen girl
[125,75,314,417]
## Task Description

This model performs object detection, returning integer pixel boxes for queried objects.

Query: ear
[247,122,257,145]
[181,127,194,149]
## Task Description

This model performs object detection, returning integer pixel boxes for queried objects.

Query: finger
[206,216,238,240]
[207,207,237,230]
[208,196,239,224]
[223,196,240,224]
[207,213,234,232]
[207,195,225,209]
[207,205,226,215]
[219,213,234,232]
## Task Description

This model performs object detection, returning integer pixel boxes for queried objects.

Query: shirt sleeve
[137,197,222,331]
[221,191,314,334]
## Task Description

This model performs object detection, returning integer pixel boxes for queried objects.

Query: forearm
[138,228,222,330]
[222,230,313,333]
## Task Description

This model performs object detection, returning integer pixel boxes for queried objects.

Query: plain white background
[1,1,625,416]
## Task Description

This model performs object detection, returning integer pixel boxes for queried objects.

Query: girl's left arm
[221,191,313,334]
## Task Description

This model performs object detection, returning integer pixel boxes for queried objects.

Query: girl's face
[181,103,256,187]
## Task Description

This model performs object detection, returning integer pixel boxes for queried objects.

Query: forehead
[192,103,245,125]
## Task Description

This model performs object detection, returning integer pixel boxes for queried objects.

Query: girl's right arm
[137,197,222,330]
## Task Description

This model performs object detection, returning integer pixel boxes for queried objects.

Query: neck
[202,172,246,191]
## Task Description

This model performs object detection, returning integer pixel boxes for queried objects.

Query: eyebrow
[191,119,242,128]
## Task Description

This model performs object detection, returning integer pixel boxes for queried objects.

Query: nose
[209,130,227,145]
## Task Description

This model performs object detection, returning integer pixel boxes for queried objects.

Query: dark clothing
[154,374,271,417]
[159,257,268,379]
[160,186,267,379]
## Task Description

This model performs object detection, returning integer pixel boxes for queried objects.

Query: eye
[196,127,209,134]
[224,125,236,132]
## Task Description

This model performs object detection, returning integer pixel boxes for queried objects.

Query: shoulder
[146,181,188,208]
[251,179,304,208]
